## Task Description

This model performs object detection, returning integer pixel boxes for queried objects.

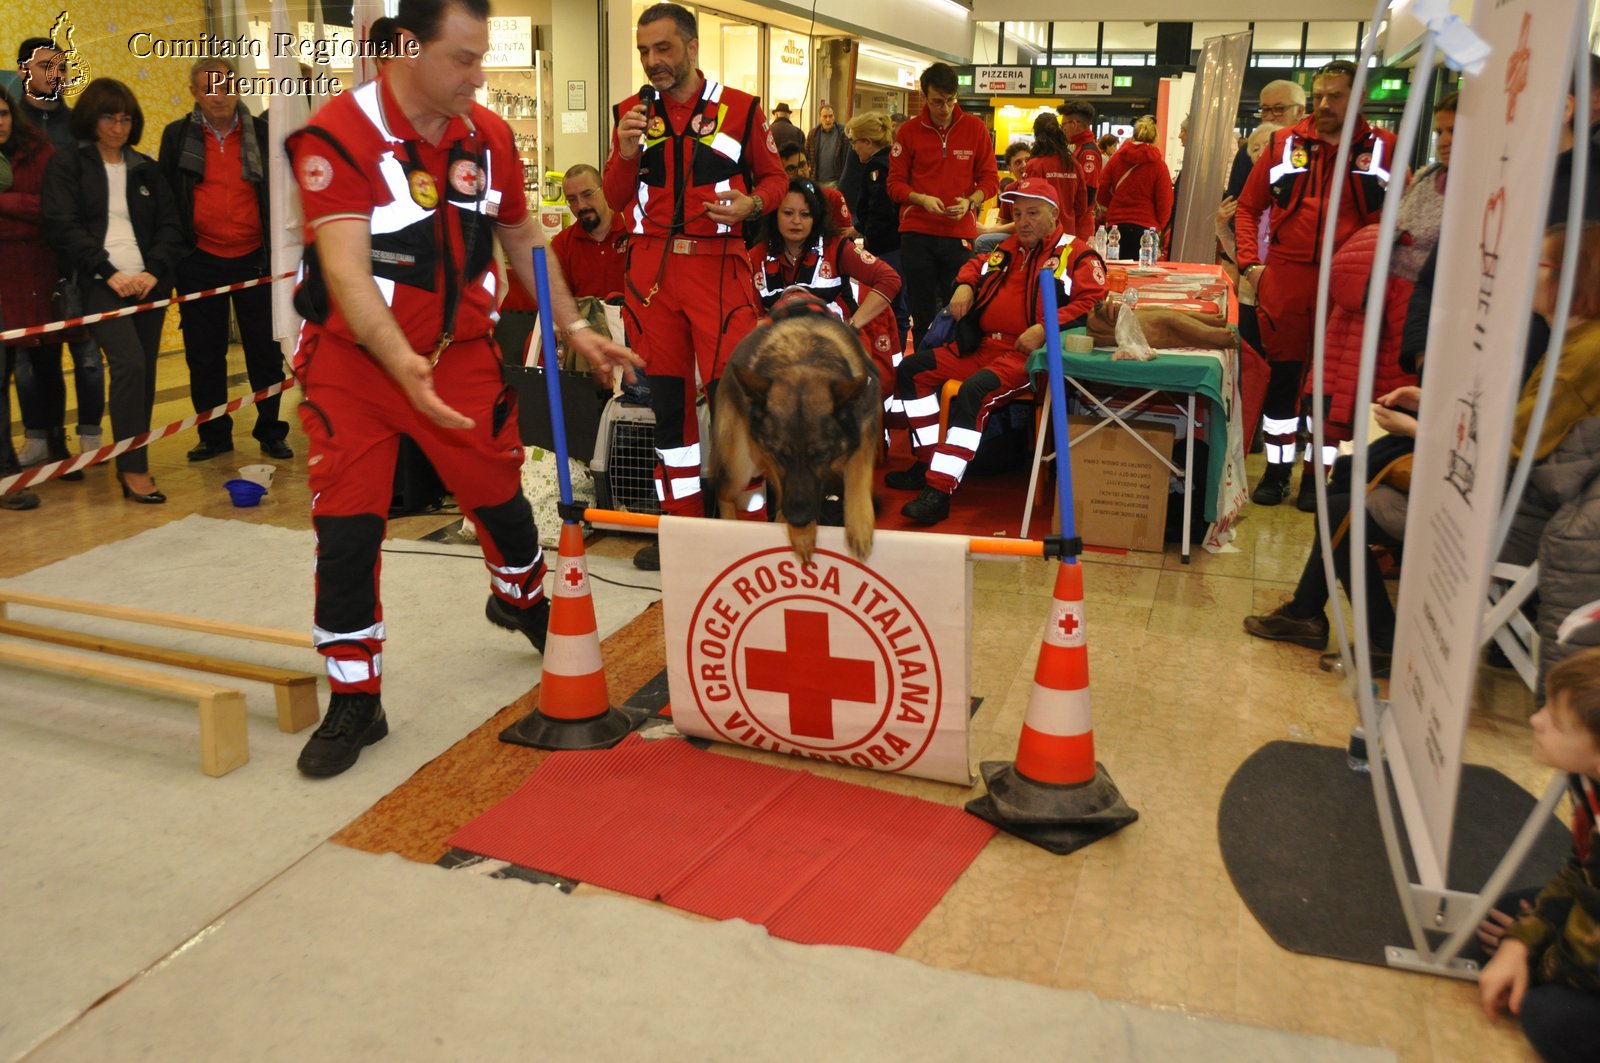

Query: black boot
[46,429,84,481]
[1251,462,1291,506]
[297,692,388,777]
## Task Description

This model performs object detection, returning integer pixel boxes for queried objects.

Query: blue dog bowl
[223,479,267,507]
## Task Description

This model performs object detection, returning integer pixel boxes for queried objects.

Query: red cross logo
[562,564,584,590]
[1056,609,1080,639]
[744,609,876,739]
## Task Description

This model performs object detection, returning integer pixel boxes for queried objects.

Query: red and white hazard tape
[0,271,296,343]
[0,376,299,495]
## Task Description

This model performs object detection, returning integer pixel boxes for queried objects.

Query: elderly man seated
[887,178,1108,525]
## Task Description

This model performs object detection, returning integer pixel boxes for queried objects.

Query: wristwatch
[748,193,765,219]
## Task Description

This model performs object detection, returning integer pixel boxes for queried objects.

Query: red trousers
[1254,259,1320,365]
[896,337,1031,494]
[622,236,762,516]
[294,330,547,693]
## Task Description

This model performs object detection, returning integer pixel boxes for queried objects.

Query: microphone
[637,84,656,149]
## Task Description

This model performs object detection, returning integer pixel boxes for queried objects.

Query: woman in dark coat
[43,78,185,503]
[844,109,909,348]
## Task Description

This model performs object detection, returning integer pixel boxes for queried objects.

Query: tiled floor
[3,340,1551,1062]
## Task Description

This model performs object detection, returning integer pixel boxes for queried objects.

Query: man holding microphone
[603,2,787,569]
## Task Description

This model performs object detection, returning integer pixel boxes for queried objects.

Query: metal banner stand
[1301,0,1588,980]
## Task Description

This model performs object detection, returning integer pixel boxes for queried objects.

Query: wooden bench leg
[275,677,321,734]
[199,691,250,777]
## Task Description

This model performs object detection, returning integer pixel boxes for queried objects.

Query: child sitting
[1478,646,1600,1063]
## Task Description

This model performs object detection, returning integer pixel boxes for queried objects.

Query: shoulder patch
[891,142,903,157]
[299,154,333,192]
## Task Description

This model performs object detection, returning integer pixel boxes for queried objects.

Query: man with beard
[506,163,626,308]
[1235,60,1399,507]
[603,2,786,569]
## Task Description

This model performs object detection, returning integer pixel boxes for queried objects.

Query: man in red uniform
[603,1,787,570]
[1235,60,1399,506]
[285,0,637,777]
[503,162,627,309]
[1058,100,1104,215]
[888,62,999,349]
[887,179,1107,525]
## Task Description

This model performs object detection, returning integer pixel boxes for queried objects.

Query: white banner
[662,518,972,785]
[1055,68,1112,96]
[974,66,1029,94]
[1387,0,1580,887]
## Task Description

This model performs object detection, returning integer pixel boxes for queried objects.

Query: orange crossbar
[579,508,1045,557]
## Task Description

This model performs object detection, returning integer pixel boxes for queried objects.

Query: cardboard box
[1053,416,1175,552]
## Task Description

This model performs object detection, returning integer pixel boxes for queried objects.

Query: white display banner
[485,16,532,69]
[974,66,1029,94]
[1387,0,1579,887]
[1055,68,1112,96]
[662,519,972,785]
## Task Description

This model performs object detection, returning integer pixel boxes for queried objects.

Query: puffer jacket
[1501,416,1600,685]
[1315,224,1416,442]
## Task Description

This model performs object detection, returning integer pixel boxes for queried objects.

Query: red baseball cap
[1000,178,1060,210]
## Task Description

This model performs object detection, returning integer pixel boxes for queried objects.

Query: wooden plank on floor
[0,590,312,648]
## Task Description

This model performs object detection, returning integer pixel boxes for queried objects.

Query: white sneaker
[78,430,103,456]
[16,437,47,466]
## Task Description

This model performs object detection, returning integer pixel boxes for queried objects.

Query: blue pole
[1037,267,1077,565]
[530,245,575,515]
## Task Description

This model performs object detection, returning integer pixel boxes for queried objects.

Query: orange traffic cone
[500,522,647,750]
[965,560,1137,854]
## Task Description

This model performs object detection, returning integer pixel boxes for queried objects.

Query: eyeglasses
[98,113,133,127]
[1253,104,1294,119]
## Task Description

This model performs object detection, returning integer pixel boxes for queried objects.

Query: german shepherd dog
[710,295,881,563]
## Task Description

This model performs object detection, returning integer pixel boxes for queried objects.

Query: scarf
[177,105,264,185]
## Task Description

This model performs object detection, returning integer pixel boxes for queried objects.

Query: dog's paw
[845,521,874,563]
[787,522,817,565]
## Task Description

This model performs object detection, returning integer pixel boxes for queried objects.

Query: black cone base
[965,761,1139,856]
[499,705,649,751]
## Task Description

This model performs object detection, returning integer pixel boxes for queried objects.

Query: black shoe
[884,461,928,491]
[1295,473,1320,512]
[1243,603,1330,649]
[900,486,951,525]
[1319,650,1392,678]
[1251,464,1292,506]
[187,440,234,462]
[485,594,549,653]
[297,692,387,777]
[0,489,40,510]
[260,439,293,460]
[117,473,167,505]
[633,542,660,571]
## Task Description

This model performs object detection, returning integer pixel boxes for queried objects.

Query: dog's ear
[830,373,868,409]
[732,363,772,406]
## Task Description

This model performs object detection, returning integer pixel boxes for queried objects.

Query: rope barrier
[1,377,298,495]
[0,271,296,343]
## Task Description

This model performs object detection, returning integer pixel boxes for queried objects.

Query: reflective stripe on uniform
[313,621,386,647]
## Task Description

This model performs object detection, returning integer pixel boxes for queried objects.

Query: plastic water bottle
[1106,226,1121,262]
[1092,225,1107,257]
[1139,228,1157,267]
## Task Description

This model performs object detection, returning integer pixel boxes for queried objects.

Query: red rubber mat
[448,735,995,951]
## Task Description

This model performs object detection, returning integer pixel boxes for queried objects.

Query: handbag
[50,275,84,322]
[919,306,984,355]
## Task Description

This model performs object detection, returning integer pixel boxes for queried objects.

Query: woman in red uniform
[751,178,901,389]
[1022,113,1091,240]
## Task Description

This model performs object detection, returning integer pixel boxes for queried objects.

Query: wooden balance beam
[0,590,321,777]
[0,641,249,777]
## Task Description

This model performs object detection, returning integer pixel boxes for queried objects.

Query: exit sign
[1113,75,1132,87]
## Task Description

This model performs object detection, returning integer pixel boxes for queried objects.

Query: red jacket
[1318,224,1418,442]
[1099,142,1174,232]
[1236,114,1400,269]
[1021,153,1092,240]
[956,224,1106,339]
[887,103,998,240]
[0,133,57,343]
[603,73,787,241]
[1070,128,1104,207]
